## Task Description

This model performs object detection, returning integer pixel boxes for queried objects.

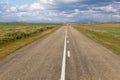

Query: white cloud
[61,9,80,17]
[18,0,55,11]
[10,6,17,12]
[19,4,29,10]
[113,14,120,18]
[93,5,117,12]
[62,0,79,3]
[18,12,28,17]
[15,9,60,21]
[75,9,80,13]
[39,0,55,4]
[29,3,45,10]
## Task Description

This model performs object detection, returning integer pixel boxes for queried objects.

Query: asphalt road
[0,26,120,80]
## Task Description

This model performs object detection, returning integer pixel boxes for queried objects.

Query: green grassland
[0,23,62,59]
[73,23,120,55]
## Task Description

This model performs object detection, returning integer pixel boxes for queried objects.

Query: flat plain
[73,23,120,54]
[0,23,62,59]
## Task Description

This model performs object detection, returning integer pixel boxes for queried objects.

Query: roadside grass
[73,23,120,55]
[0,23,62,59]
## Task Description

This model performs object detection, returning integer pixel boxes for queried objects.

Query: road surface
[0,26,120,80]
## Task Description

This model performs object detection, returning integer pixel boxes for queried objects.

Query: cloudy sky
[0,0,120,22]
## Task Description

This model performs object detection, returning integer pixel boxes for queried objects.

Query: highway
[0,26,120,80]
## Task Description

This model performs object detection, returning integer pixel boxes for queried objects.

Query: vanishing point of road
[0,25,120,80]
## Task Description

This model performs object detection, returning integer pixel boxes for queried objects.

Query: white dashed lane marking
[67,50,70,57]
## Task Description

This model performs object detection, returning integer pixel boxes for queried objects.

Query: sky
[0,0,120,22]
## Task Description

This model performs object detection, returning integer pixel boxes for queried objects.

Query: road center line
[60,28,67,80]
[67,50,70,57]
